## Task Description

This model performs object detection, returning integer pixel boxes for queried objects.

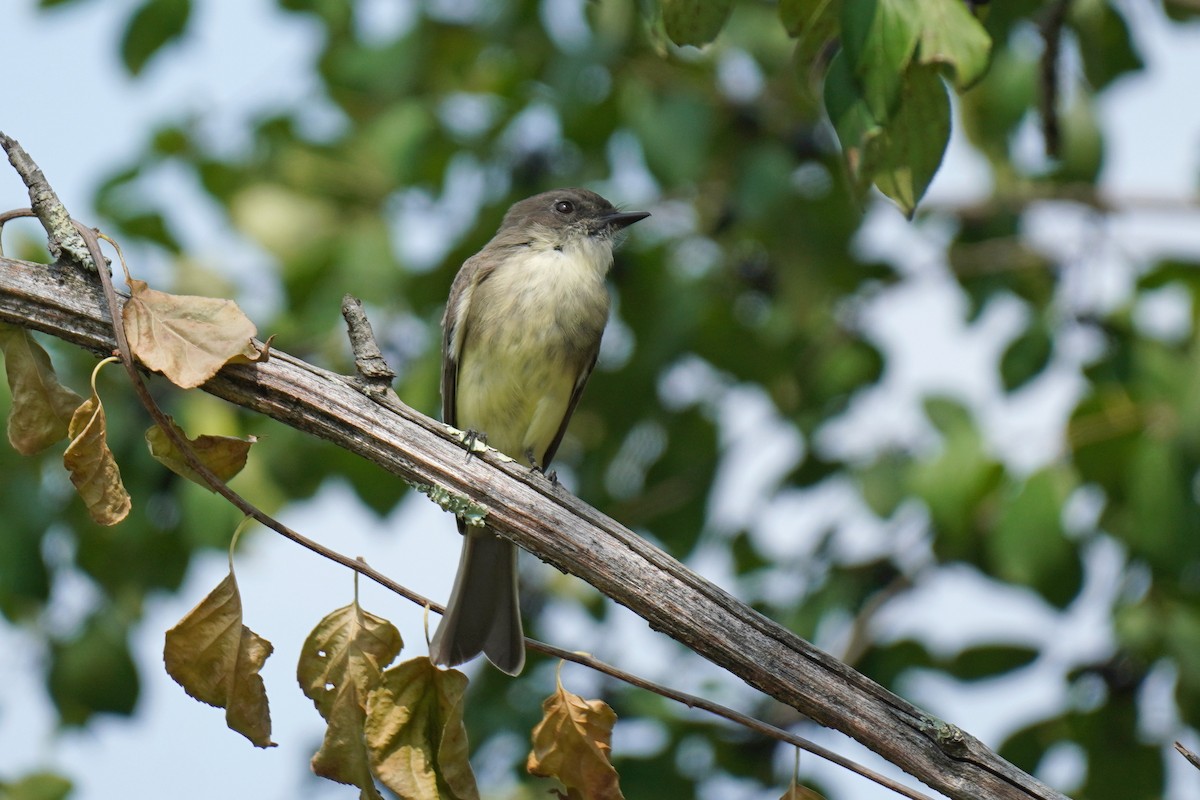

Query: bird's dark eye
[554,200,575,214]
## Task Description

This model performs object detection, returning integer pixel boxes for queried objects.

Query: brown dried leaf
[145,417,256,488]
[0,324,84,455]
[527,677,624,800]
[122,278,257,389]
[164,571,276,748]
[364,658,479,800]
[62,383,130,526]
[781,781,826,799]
[298,602,403,798]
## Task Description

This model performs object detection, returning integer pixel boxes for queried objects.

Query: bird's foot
[524,448,559,485]
[460,428,488,462]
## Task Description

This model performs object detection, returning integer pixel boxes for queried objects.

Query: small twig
[1175,741,1200,771]
[1039,0,1071,159]
[0,207,35,259]
[340,294,398,394]
[0,133,95,270]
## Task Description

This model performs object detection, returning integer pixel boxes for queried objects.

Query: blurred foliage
[6,0,1200,797]
[0,771,73,800]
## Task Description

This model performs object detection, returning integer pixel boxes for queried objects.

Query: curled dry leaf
[528,677,624,800]
[229,333,275,365]
[62,377,130,527]
[298,601,403,798]
[364,658,480,800]
[145,417,256,488]
[122,278,258,389]
[0,324,84,455]
[164,571,276,748]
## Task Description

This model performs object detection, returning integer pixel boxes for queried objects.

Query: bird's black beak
[600,210,651,230]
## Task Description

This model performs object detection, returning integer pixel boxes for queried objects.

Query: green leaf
[622,85,715,186]
[999,318,1054,392]
[857,452,908,517]
[1119,436,1198,570]
[825,51,949,214]
[0,771,73,800]
[823,50,880,191]
[1164,604,1200,697]
[948,645,1039,680]
[840,0,920,122]
[782,0,841,92]
[1069,0,1144,90]
[1166,0,1200,22]
[924,396,972,435]
[911,397,1004,553]
[661,0,734,47]
[866,62,950,216]
[780,0,836,38]
[1053,97,1105,184]
[1075,696,1164,798]
[120,0,192,76]
[830,0,968,214]
[988,466,1081,607]
[48,613,139,726]
[913,0,992,89]
[0,490,52,619]
[957,50,1036,165]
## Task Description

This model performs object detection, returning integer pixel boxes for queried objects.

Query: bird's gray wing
[540,346,600,469]
[441,253,497,427]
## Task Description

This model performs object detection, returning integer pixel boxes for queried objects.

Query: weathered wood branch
[0,254,1067,800]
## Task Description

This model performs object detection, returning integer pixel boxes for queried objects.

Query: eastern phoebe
[430,188,650,675]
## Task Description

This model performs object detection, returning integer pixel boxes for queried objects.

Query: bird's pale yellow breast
[454,239,611,462]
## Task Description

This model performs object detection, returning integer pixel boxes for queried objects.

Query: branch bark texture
[0,254,1068,800]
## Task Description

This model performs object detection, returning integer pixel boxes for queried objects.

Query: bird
[430,187,650,674]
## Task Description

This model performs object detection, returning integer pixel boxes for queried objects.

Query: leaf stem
[228,516,254,576]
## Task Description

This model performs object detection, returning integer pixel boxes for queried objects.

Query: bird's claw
[460,428,487,462]
[523,448,559,485]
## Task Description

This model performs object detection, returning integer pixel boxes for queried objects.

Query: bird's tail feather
[430,528,525,675]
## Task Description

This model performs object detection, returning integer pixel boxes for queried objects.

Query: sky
[4,1,1200,799]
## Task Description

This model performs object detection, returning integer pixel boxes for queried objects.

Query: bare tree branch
[0,250,1069,800]
[1175,741,1200,772]
[0,132,95,269]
